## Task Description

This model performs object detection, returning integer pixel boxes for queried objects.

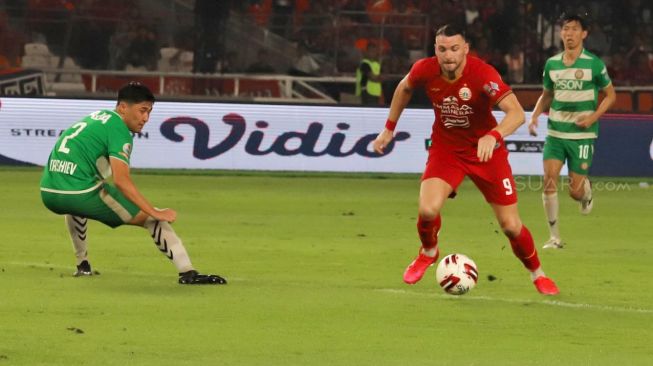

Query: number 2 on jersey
[58,122,87,154]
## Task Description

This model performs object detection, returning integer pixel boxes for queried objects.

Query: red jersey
[408,55,512,151]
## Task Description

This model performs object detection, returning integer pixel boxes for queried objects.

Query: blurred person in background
[504,44,524,84]
[606,53,628,86]
[246,49,276,74]
[624,52,653,86]
[289,43,321,76]
[124,25,158,71]
[0,10,25,68]
[271,0,294,38]
[528,13,616,249]
[218,51,242,74]
[584,21,609,57]
[356,42,383,105]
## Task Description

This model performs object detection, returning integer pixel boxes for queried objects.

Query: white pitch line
[7,261,161,277]
[6,261,246,281]
[7,262,651,313]
[375,288,653,315]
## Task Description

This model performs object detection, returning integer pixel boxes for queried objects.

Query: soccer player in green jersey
[528,14,616,249]
[40,82,227,284]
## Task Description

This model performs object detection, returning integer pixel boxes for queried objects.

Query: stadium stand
[0,0,650,110]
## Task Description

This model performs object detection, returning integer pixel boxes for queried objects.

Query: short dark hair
[435,24,467,41]
[117,82,155,104]
[559,13,587,30]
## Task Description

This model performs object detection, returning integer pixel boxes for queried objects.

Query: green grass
[1,167,652,365]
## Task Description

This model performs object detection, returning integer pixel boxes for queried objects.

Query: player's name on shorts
[49,159,78,175]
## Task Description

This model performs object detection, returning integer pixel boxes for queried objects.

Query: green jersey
[40,110,133,194]
[543,49,611,139]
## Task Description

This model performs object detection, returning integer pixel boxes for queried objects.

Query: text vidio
[160,113,411,159]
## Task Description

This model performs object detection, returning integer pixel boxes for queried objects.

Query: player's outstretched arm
[373,75,414,154]
[575,83,616,128]
[110,157,177,223]
[528,89,553,136]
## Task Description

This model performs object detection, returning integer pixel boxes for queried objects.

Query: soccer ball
[435,254,479,295]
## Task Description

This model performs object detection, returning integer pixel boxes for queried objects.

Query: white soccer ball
[435,254,479,295]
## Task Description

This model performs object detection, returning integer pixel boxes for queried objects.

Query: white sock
[530,267,546,281]
[421,247,437,257]
[542,193,560,239]
[582,178,592,201]
[144,217,194,273]
[65,215,88,265]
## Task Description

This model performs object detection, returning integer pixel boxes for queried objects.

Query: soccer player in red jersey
[373,25,559,295]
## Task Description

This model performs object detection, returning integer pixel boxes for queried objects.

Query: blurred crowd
[1,0,652,86]
[0,0,194,72]
[241,0,653,85]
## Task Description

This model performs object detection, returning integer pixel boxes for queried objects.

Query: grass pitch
[0,167,651,365]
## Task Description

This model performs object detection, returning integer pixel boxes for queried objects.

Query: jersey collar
[108,109,125,122]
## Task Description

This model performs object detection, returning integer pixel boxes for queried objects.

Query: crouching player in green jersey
[40,82,226,285]
[529,14,615,249]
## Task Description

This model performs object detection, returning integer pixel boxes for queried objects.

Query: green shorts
[542,136,595,175]
[41,183,140,228]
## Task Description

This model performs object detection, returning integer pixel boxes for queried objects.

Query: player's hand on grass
[528,118,538,136]
[153,208,177,223]
[477,134,497,162]
[373,129,394,154]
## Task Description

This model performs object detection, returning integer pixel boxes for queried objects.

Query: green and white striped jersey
[543,49,611,139]
[40,109,133,194]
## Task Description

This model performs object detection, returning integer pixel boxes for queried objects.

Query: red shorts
[422,143,518,205]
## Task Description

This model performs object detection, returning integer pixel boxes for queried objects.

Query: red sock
[417,215,441,250]
[509,225,541,271]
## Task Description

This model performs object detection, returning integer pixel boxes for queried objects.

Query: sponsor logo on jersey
[550,68,592,82]
[555,79,584,90]
[443,117,470,128]
[437,96,473,129]
[458,86,472,101]
[483,81,500,97]
[575,69,584,79]
[120,143,132,160]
